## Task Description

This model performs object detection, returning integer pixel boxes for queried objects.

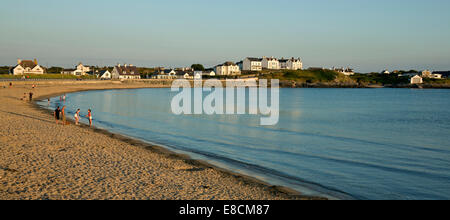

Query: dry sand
[0,80,322,200]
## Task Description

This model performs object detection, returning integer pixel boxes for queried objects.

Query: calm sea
[39,88,450,200]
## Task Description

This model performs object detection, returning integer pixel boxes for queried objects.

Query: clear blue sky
[1,0,449,72]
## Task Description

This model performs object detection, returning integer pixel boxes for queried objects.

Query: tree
[47,67,64,74]
[191,64,205,71]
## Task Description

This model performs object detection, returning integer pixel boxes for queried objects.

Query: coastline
[0,80,326,200]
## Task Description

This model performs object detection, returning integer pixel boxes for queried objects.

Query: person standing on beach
[29,92,33,101]
[61,106,67,126]
[74,109,81,125]
[54,106,61,125]
[85,109,93,127]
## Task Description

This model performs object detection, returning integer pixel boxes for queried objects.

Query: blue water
[39,88,450,200]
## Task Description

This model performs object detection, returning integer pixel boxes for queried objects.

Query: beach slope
[0,80,320,200]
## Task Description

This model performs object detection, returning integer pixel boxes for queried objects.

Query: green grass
[350,73,410,85]
[0,66,10,74]
[0,74,97,79]
[423,78,450,84]
[262,69,340,83]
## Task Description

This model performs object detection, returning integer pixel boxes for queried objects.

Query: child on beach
[74,109,80,125]
[85,109,93,127]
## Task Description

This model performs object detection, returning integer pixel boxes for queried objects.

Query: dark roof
[99,70,109,74]
[17,60,38,69]
[280,57,301,63]
[223,61,236,66]
[115,65,139,75]
[163,69,175,74]
[263,57,278,61]
[246,57,262,62]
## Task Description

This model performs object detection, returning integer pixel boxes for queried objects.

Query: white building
[174,71,194,79]
[242,57,263,71]
[99,70,112,79]
[111,64,141,80]
[194,70,216,78]
[10,59,45,75]
[280,57,303,70]
[215,62,241,76]
[152,69,178,79]
[76,63,90,73]
[422,70,442,79]
[410,75,423,84]
[62,62,91,76]
[262,56,280,70]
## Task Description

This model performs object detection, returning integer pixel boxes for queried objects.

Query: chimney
[34,59,38,65]
[17,59,22,64]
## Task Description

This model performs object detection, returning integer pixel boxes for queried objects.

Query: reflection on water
[39,88,450,200]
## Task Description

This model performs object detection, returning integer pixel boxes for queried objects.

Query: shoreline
[0,80,326,200]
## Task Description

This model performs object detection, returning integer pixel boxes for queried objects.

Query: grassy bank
[259,69,359,88]
[261,69,343,82]
[258,69,450,88]
[0,74,97,80]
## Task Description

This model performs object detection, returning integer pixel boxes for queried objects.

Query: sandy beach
[0,80,322,200]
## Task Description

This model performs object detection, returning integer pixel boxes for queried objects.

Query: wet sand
[0,80,324,200]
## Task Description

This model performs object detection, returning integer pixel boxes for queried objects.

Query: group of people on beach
[18,84,35,101]
[54,106,92,127]
[53,93,93,127]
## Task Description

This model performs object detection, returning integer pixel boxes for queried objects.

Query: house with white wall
[99,70,112,79]
[262,56,280,70]
[242,57,263,71]
[76,63,91,74]
[10,59,45,75]
[215,62,241,76]
[111,64,141,80]
[152,69,177,79]
[61,62,92,76]
[194,70,216,78]
[411,75,423,84]
[286,57,303,70]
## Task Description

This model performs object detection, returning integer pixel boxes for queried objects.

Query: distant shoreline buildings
[5,58,449,84]
[237,56,303,72]
[111,64,141,80]
[61,62,91,76]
